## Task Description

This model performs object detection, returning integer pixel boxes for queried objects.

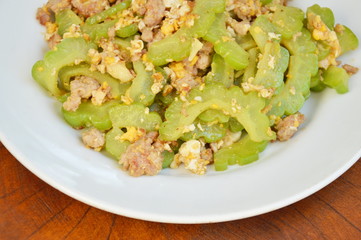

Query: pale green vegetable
[62,100,119,131]
[205,54,234,88]
[214,134,268,171]
[180,120,228,143]
[198,109,230,123]
[127,61,155,106]
[160,84,275,142]
[58,64,130,98]
[204,13,249,70]
[147,0,225,66]
[85,0,132,25]
[109,103,162,130]
[336,25,359,55]
[307,4,335,29]
[267,54,318,116]
[105,128,130,160]
[236,34,257,51]
[270,5,304,39]
[323,66,350,94]
[32,38,96,96]
[249,15,278,53]
[56,9,83,36]
[282,28,317,55]
[241,47,260,83]
[253,42,289,94]
[106,103,162,160]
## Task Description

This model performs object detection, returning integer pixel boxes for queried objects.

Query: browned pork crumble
[275,113,305,142]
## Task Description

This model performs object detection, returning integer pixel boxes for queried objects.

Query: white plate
[0,0,360,224]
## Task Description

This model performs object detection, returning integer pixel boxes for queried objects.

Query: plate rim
[1,132,360,223]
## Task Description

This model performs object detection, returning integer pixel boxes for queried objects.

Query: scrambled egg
[45,22,58,40]
[160,0,194,36]
[169,61,186,79]
[163,0,183,8]
[128,39,144,55]
[188,38,204,62]
[117,127,146,143]
[307,13,341,69]
[241,78,275,99]
[115,9,140,29]
[63,24,82,39]
[91,82,111,106]
[151,72,165,94]
[88,40,134,82]
[227,0,263,20]
[131,0,147,16]
[170,140,210,175]
[210,130,242,152]
[227,17,251,36]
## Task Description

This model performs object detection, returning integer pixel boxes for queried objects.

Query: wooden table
[1,142,360,240]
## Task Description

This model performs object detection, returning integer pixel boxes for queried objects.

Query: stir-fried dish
[32,0,359,176]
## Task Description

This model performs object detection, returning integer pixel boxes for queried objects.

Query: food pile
[33,0,359,176]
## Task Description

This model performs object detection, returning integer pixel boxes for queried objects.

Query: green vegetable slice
[85,0,131,25]
[127,61,155,106]
[205,54,234,88]
[147,0,225,66]
[204,13,249,70]
[58,64,130,98]
[260,0,273,5]
[228,117,244,133]
[322,66,349,94]
[82,19,117,42]
[310,70,326,92]
[162,151,175,169]
[253,42,289,94]
[306,4,335,30]
[270,5,304,40]
[160,84,275,142]
[241,47,260,83]
[214,134,268,171]
[180,120,228,143]
[105,127,130,160]
[281,28,317,55]
[306,4,340,68]
[105,103,162,160]
[236,33,257,51]
[62,100,119,130]
[249,15,279,53]
[109,103,162,131]
[56,9,83,36]
[198,109,230,123]
[32,38,97,96]
[190,0,226,38]
[267,53,318,116]
[113,37,132,49]
[147,29,192,66]
[336,25,359,55]
[116,24,138,38]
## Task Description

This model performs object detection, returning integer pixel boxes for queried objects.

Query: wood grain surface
[0,142,360,240]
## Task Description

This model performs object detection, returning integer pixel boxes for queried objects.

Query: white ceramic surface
[0,0,360,223]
